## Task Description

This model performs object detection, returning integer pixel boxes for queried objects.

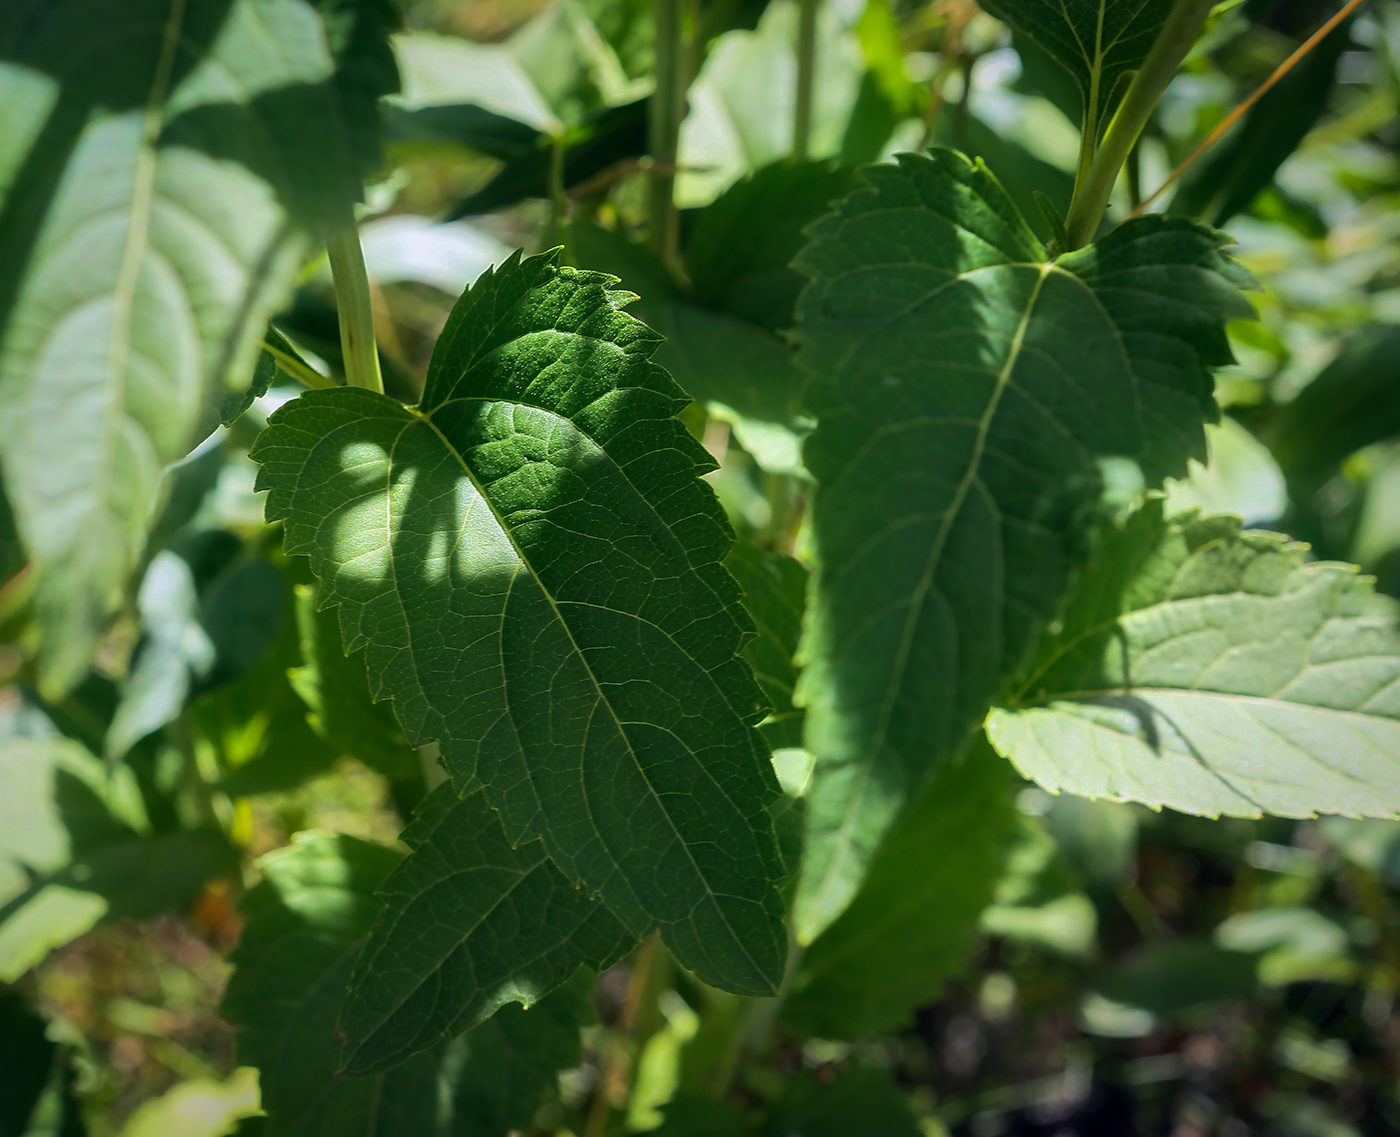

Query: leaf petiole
[325,223,384,394]
[1063,0,1216,249]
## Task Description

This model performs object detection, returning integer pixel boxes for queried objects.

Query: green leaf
[338,784,632,1076]
[686,160,862,334]
[1171,14,1353,226]
[789,149,1251,941]
[570,221,808,474]
[117,1068,261,1137]
[762,1069,921,1137]
[220,350,279,428]
[252,250,788,995]
[220,832,421,1136]
[223,832,594,1136]
[1097,939,1257,1015]
[978,0,1175,133]
[442,970,596,1137]
[383,104,543,161]
[784,735,1018,1038]
[444,99,647,219]
[289,585,420,781]
[0,735,235,980]
[0,991,58,1136]
[0,0,397,697]
[1271,324,1400,493]
[988,502,1400,819]
[728,543,808,751]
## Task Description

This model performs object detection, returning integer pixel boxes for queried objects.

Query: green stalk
[1063,0,1215,250]
[793,0,819,161]
[326,223,384,394]
[649,0,686,266]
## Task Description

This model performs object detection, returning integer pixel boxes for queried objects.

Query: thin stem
[584,936,660,1137]
[1063,0,1216,249]
[793,0,819,161]
[260,339,334,390]
[325,223,384,394]
[649,0,686,267]
[1128,0,1366,220]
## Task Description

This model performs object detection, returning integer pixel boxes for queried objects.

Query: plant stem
[793,0,819,161]
[1063,0,1215,250]
[325,222,384,394]
[649,0,686,267]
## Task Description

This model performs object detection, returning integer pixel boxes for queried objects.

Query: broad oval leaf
[0,0,397,697]
[790,149,1252,941]
[253,250,788,995]
[338,784,633,1076]
[978,0,1174,134]
[988,503,1400,819]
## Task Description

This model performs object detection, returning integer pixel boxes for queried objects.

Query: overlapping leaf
[253,251,788,994]
[0,0,397,697]
[728,543,808,751]
[223,831,595,1137]
[988,503,1400,819]
[784,735,1018,1038]
[339,785,633,1076]
[978,0,1174,133]
[790,149,1252,940]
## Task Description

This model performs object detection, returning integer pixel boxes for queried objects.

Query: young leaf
[0,0,396,697]
[253,250,788,995]
[783,735,1018,1039]
[338,784,633,1076]
[988,502,1400,819]
[728,542,808,751]
[978,0,1174,133]
[790,149,1252,940]
[762,1069,922,1137]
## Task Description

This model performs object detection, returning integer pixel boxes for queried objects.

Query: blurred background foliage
[3,0,1400,1133]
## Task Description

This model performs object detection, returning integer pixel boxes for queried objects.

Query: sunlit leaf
[989,502,1400,819]
[790,149,1251,940]
[253,250,788,994]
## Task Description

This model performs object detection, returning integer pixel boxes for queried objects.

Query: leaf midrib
[808,261,1055,916]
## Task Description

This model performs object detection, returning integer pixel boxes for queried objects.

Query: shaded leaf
[223,832,593,1137]
[339,785,632,1076]
[728,542,808,751]
[289,585,419,780]
[1098,939,1257,1015]
[444,98,647,219]
[253,250,787,994]
[762,1069,921,1137]
[0,991,57,1136]
[789,149,1251,940]
[978,0,1175,133]
[686,160,862,334]
[0,735,235,980]
[1172,15,1352,226]
[989,502,1400,818]
[383,103,543,161]
[784,735,1018,1038]
[220,350,280,429]
[0,0,396,697]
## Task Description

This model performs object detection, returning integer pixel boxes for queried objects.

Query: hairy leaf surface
[988,503,1400,818]
[978,0,1174,133]
[253,251,788,994]
[339,785,632,1075]
[791,150,1251,940]
[0,0,396,696]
